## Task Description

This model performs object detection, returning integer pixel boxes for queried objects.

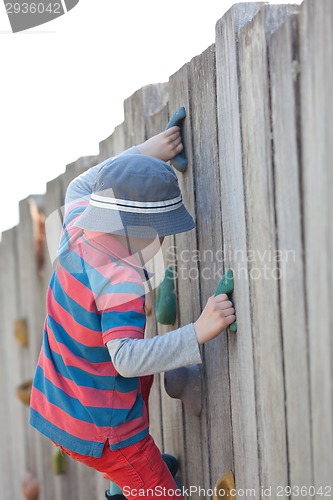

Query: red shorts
[57,434,181,500]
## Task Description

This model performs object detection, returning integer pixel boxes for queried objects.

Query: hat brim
[74,204,196,238]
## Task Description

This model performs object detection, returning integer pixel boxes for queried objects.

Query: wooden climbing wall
[0,1,332,499]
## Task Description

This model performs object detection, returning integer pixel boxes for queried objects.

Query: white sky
[0,0,301,238]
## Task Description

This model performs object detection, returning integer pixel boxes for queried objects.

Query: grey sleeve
[107,323,202,378]
[65,146,140,206]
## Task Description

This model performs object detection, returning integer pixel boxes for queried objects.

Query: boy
[29,127,236,499]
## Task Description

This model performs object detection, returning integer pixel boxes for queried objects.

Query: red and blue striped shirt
[30,187,152,456]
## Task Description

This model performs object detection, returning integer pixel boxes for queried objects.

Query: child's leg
[58,435,182,500]
[110,435,182,500]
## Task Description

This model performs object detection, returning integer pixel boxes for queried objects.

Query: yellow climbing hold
[213,470,236,500]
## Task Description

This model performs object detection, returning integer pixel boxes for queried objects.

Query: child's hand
[194,294,236,345]
[137,127,183,162]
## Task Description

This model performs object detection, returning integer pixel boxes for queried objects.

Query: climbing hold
[162,453,179,477]
[14,318,29,347]
[166,107,188,173]
[16,379,33,406]
[21,471,40,500]
[164,364,202,417]
[52,448,67,475]
[156,266,177,325]
[214,269,237,333]
[213,470,236,500]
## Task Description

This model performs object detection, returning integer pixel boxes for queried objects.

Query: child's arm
[65,127,183,207]
[107,324,201,378]
[107,293,235,377]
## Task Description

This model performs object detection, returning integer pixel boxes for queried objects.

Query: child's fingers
[165,126,180,137]
[171,136,183,149]
[172,142,184,155]
[214,293,229,302]
[219,300,234,310]
[167,131,181,144]
[221,307,235,317]
[225,314,236,325]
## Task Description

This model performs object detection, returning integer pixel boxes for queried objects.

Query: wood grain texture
[64,154,100,187]
[299,0,333,488]
[144,104,187,484]
[168,62,208,497]
[16,197,57,500]
[189,44,234,494]
[2,2,333,497]
[124,83,169,149]
[215,3,264,496]
[0,228,25,500]
[269,11,314,497]
[43,174,65,284]
[145,106,168,453]
[238,4,298,495]
[99,122,127,160]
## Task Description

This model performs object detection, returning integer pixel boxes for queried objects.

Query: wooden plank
[188,45,235,495]
[0,228,25,500]
[64,154,100,188]
[99,122,127,160]
[269,11,314,496]
[155,233,186,469]
[144,104,187,481]
[44,174,66,283]
[124,83,169,148]
[0,238,7,497]
[100,97,169,161]
[237,5,299,495]
[215,3,264,496]
[145,108,169,453]
[168,62,208,497]
[299,0,333,488]
[16,197,57,500]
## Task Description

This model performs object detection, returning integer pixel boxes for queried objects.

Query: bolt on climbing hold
[52,447,67,475]
[14,318,29,347]
[166,107,188,173]
[215,269,237,332]
[16,379,33,406]
[156,265,177,325]
[164,364,202,417]
[213,470,236,500]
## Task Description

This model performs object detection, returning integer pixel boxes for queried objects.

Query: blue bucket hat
[74,154,195,238]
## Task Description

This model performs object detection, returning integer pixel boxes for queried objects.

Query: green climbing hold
[214,269,237,333]
[52,447,67,475]
[156,265,177,325]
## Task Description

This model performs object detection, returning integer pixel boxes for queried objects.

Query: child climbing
[29,126,236,500]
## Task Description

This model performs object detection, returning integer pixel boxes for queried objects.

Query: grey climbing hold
[164,365,202,417]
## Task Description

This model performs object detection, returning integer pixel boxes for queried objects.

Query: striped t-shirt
[30,192,152,457]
